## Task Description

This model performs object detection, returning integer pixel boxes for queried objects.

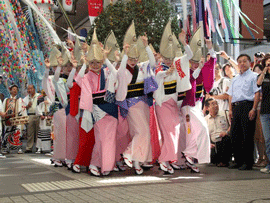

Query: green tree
[88,0,181,52]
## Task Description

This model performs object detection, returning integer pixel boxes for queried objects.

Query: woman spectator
[222,63,235,80]
[253,64,268,167]
[257,56,270,173]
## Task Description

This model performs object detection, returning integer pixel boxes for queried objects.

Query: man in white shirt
[23,85,40,153]
[227,54,261,170]
[0,100,6,158]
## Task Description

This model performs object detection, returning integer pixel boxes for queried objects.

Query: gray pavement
[0,153,270,202]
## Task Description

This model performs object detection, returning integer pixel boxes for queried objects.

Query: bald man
[23,85,40,153]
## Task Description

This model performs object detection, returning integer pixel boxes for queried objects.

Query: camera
[254,52,264,58]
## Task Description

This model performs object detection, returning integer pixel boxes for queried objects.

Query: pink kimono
[80,68,118,173]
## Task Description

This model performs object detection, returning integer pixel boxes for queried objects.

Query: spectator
[35,90,52,153]
[219,51,239,74]
[2,85,27,154]
[253,64,268,167]
[222,63,235,80]
[0,99,6,158]
[227,54,260,170]
[23,85,40,153]
[205,98,231,167]
[253,64,264,74]
[252,52,265,70]
[257,55,270,173]
[209,63,230,110]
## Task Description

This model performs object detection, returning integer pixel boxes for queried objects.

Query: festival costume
[154,21,193,172]
[35,96,52,152]
[116,22,158,174]
[71,33,96,172]
[79,29,118,175]
[104,30,130,167]
[42,46,70,165]
[181,27,216,165]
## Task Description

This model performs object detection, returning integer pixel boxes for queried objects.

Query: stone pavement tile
[56,192,84,203]
[34,194,53,201]
[45,192,72,203]
[22,195,43,202]
[9,196,28,203]
[0,197,14,203]
[79,190,112,202]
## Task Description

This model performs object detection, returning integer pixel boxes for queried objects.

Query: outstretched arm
[179,30,193,60]
[141,33,156,69]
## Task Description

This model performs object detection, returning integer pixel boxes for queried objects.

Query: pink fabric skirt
[90,114,118,173]
[125,101,152,163]
[155,98,180,162]
[53,109,66,160]
[115,110,130,161]
[66,114,79,160]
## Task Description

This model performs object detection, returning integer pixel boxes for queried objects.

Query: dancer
[117,21,157,175]
[154,21,193,173]
[181,27,216,173]
[79,29,118,176]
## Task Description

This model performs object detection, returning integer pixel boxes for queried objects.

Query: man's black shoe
[25,150,32,153]
[228,163,239,169]
[238,164,252,170]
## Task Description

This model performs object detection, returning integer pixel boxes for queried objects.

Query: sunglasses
[266,64,270,67]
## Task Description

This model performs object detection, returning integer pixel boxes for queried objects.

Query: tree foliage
[88,0,181,52]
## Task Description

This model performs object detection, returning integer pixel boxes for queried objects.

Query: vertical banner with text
[88,0,103,25]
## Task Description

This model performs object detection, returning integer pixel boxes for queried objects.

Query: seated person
[205,98,232,167]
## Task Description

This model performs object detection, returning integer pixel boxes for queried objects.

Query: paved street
[0,152,270,203]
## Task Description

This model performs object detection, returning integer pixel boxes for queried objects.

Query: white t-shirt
[212,77,230,110]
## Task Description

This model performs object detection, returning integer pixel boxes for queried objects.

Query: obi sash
[177,91,187,101]
[164,80,177,95]
[195,83,204,98]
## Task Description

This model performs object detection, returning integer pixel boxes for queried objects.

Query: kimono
[73,64,95,168]
[181,49,216,164]
[154,45,193,163]
[79,63,118,173]
[36,96,52,152]
[42,67,69,161]
[116,46,158,163]
[65,68,80,164]
[2,96,27,151]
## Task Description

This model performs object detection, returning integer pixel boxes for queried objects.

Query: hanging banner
[62,0,73,12]
[88,0,103,24]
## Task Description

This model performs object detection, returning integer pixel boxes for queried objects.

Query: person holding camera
[257,55,270,173]
[253,52,265,70]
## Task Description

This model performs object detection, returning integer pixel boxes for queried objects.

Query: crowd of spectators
[205,51,270,174]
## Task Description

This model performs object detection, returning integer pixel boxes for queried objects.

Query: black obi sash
[195,83,204,98]
[164,80,177,95]
[177,91,187,101]
[126,65,145,99]
[92,91,107,105]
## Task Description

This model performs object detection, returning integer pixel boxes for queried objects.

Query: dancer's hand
[44,58,50,69]
[123,43,130,55]
[141,33,148,47]
[179,30,187,46]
